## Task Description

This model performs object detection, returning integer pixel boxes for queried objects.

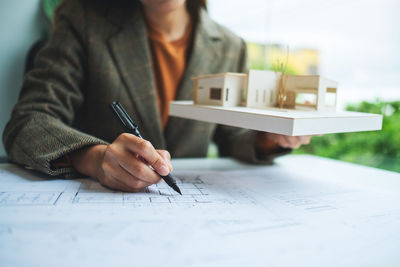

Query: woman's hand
[257,132,312,150]
[70,133,173,192]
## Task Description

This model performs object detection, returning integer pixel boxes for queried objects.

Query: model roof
[192,72,247,80]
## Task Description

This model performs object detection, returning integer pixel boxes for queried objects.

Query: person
[3,0,311,192]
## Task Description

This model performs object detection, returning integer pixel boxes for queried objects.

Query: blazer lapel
[164,11,223,145]
[106,5,165,148]
[174,10,223,101]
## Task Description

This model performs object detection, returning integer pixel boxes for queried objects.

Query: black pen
[109,101,182,195]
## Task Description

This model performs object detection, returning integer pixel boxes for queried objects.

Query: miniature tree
[273,48,290,109]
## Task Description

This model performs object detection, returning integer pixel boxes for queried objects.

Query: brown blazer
[3,0,286,177]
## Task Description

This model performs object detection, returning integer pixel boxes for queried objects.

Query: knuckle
[138,140,152,151]
[105,144,117,155]
[118,133,131,142]
[101,161,111,173]
[151,157,163,168]
[162,150,171,159]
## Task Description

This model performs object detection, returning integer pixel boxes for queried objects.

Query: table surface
[1,155,399,267]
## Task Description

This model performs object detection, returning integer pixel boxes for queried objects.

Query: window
[270,90,275,103]
[263,90,266,103]
[295,92,317,106]
[325,87,337,107]
[210,87,222,100]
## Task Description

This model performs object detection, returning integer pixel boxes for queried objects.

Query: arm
[3,0,172,192]
[3,0,109,177]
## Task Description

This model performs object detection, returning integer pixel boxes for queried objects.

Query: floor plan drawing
[73,175,217,205]
[0,191,62,206]
[1,158,400,267]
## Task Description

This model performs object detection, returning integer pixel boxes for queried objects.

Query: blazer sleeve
[213,39,291,164]
[2,0,108,177]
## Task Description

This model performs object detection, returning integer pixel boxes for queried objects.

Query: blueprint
[1,161,400,267]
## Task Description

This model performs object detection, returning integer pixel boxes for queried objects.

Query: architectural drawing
[0,191,61,206]
[73,175,222,205]
[1,161,399,267]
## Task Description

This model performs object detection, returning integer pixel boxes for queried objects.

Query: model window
[295,92,317,106]
[210,87,222,100]
[325,87,337,106]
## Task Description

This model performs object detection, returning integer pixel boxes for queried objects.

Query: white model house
[192,73,247,107]
[192,70,338,111]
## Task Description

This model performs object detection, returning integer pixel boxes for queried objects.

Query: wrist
[70,144,107,178]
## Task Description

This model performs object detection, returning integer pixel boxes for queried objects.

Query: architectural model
[169,69,381,136]
[192,70,338,112]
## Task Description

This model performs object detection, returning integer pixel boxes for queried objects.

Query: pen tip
[172,184,182,195]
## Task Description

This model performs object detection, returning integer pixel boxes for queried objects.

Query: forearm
[3,110,108,177]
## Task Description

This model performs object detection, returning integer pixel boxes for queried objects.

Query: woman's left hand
[257,132,312,149]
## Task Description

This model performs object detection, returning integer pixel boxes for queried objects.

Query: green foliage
[295,100,400,172]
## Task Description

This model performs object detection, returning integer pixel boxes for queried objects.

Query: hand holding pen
[69,102,180,193]
[109,102,182,194]
[94,132,174,192]
[69,116,174,193]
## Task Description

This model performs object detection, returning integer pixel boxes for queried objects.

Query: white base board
[169,101,383,136]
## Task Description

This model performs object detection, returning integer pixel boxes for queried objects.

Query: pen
[109,101,182,195]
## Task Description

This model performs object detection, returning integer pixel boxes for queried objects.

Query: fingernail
[159,165,169,175]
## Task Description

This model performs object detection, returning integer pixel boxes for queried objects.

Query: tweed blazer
[3,0,286,177]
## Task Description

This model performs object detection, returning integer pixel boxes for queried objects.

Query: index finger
[120,134,169,176]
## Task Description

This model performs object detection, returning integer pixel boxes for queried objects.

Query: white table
[1,155,399,267]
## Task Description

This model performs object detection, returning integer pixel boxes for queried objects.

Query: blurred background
[208,0,400,172]
[0,0,398,171]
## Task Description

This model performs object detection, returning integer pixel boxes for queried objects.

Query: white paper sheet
[0,162,399,267]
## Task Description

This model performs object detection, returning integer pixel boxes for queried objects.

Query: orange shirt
[147,21,192,129]
[146,21,281,155]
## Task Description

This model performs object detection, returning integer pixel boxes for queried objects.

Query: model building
[192,70,338,111]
